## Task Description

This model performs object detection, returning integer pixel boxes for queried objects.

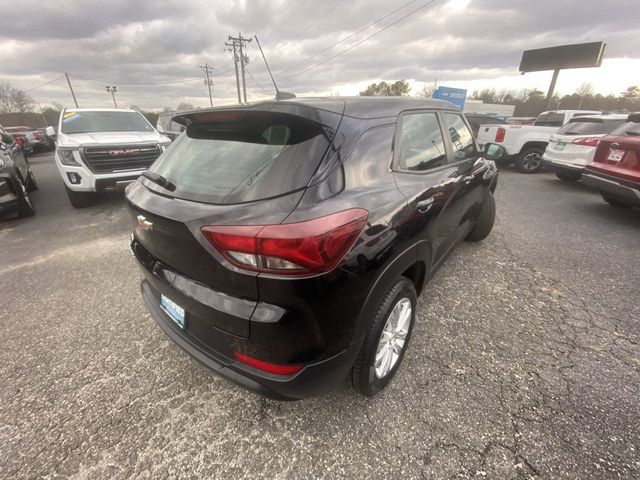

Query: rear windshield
[534,113,564,127]
[146,111,333,204]
[557,118,626,136]
[61,111,153,134]
[611,122,640,136]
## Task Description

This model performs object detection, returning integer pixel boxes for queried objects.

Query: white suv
[54,108,171,208]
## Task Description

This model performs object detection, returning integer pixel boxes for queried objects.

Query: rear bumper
[141,279,360,400]
[582,171,640,206]
[131,236,361,400]
[541,157,584,174]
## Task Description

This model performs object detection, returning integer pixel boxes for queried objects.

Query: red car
[582,113,640,208]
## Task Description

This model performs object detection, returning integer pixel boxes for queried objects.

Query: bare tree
[0,82,35,113]
[416,80,439,98]
[576,83,594,109]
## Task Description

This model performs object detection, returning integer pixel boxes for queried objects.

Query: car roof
[176,97,458,123]
[568,113,629,121]
[62,108,138,113]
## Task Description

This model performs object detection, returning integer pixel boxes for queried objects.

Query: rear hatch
[588,121,640,183]
[127,101,345,338]
[547,116,627,164]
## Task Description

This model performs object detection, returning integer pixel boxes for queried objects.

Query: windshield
[147,111,333,204]
[534,113,564,127]
[557,118,626,135]
[61,111,153,134]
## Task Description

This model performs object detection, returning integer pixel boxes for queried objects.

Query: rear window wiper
[141,171,176,191]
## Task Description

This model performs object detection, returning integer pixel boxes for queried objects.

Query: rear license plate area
[160,294,186,329]
[555,143,565,151]
[607,149,625,162]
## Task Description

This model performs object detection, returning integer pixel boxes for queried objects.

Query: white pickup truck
[476,110,601,173]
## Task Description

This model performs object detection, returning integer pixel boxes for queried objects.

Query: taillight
[14,136,24,146]
[201,208,369,276]
[495,127,506,143]
[572,137,599,147]
[234,352,303,375]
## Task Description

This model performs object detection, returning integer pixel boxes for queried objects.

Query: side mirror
[484,143,506,162]
[45,126,56,137]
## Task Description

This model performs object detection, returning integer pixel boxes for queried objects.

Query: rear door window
[147,111,335,204]
[396,112,447,172]
[534,113,565,127]
[557,118,626,135]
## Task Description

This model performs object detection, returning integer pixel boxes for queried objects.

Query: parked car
[476,110,601,173]
[3,126,50,153]
[0,128,37,218]
[464,114,507,138]
[126,97,501,399]
[541,114,628,181]
[54,108,171,208]
[4,130,34,157]
[582,113,640,208]
[156,111,186,141]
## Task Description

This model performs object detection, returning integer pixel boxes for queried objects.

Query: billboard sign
[519,41,606,73]
[432,86,467,111]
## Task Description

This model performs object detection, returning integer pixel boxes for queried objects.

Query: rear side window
[443,113,476,161]
[611,122,640,137]
[557,118,626,135]
[534,113,564,127]
[147,111,333,204]
[397,112,447,172]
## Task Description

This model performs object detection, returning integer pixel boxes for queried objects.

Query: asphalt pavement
[1,153,638,479]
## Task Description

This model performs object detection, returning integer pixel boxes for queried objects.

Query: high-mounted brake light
[201,209,369,276]
[234,352,303,376]
[572,137,600,147]
[495,127,506,143]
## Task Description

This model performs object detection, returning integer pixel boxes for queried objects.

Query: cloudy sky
[1,0,638,110]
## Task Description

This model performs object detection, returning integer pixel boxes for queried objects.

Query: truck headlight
[58,148,80,166]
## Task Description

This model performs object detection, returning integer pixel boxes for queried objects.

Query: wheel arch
[353,241,430,341]
[518,141,548,155]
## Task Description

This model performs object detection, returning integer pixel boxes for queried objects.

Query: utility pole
[225,40,242,104]
[65,73,79,108]
[105,85,118,108]
[227,34,252,104]
[199,63,214,107]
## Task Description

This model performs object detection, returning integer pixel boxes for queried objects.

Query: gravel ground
[1,154,638,479]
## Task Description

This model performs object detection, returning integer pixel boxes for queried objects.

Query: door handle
[417,197,434,213]
[461,174,475,184]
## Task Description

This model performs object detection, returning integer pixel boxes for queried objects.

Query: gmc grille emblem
[137,215,153,231]
[108,148,141,157]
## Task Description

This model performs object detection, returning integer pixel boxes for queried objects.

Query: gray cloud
[0,0,637,109]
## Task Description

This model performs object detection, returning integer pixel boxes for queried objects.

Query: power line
[71,75,202,86]
[246,68,271,96]
[277,0,420,75]
[283,0,437,81]
[270,0,347,54]
[24,75,65,92]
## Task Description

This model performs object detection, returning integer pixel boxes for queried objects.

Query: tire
[16,178,35,218]
[65,186,93,208]
[601,194,631,208]
[514,147,544,173]
[351,277,417,397]
[555,171,581,182]
[26,168,38,191]
[466,192,496,242]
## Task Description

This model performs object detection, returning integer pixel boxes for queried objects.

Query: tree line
[359,81,640,117]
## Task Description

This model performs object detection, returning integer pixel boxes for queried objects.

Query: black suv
[126,97,499,399]
[0,127,37,218]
